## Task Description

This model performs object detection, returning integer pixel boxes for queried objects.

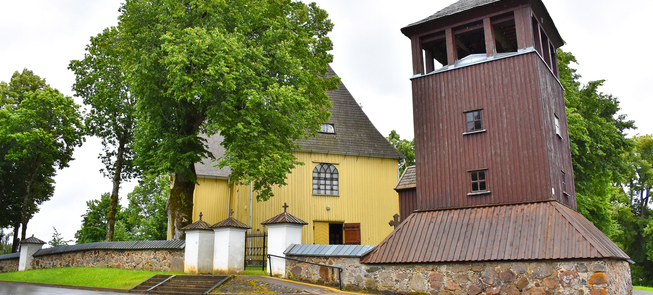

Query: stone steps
[130,274,230,294]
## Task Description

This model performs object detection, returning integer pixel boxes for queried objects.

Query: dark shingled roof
[181,220,213,231]
[195,66,402,178]
[20,236,46,244]
[0,252,19,261]
[395,166,416,190]
[33,240,185,257]
[401,0,563,47]
[295,66,403,159]
[211,217,251,229]
[406,0,500,28]
[362,201,629,264]
[195,133,232,178]
[261,212,308,226]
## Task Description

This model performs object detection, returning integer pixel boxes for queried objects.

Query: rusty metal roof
[361,201,629,264]
[181,220,213,231]
[395,166,416,190]
[33,240,185,257]
[20,235,46,244]
[285,244,377,257]
[211,217,250,229]
[0,253,19,261]
[261,212,308,225]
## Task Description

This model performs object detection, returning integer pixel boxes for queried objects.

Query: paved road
[0,282,130,295]
[635,289,653,295]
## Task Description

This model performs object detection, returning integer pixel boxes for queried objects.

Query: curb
[0,280,130,293]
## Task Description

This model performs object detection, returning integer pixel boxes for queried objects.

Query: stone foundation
[0,258,18,273]
[286,256,632,294]
[31,249,184,272]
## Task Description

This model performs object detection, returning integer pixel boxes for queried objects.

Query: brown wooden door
[343,223,361,245]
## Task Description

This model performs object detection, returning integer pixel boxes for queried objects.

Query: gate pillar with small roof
[181,213,214,274]
[211,209,250,274]
[18,235,45,271]
[262,203,307,277]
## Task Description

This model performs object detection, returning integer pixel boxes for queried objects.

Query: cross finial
[282,202,289,212]
[199,212,203,221]
[389,213,401,229]
[230,209,234,217]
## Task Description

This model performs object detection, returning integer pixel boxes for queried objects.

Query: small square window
[465,110,482,132]
[470,170,488,192]
[320,123,335,134]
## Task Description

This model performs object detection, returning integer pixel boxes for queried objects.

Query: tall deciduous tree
[558,49,635,235]
[118,0,339,238]
[69,27,138,242]
[387,130,414,175]
[0,69,49,109]
[0,86,85,242]
[123,175,169,241]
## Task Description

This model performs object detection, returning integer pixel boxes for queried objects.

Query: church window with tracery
[313,163,339,195]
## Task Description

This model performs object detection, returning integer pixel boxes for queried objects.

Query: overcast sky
[1,0,651,244]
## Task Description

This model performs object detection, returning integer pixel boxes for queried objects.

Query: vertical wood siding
[192,151,400,245]
[398,189,418,221]
[192,178,231,225]
[413,52,570,210]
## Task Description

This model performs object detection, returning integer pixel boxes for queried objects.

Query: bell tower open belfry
[362,1,633,293]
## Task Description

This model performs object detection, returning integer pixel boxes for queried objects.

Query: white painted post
[212,227,247,274]
[266,223,304,277]
[18,235,45,271]
[182,217,214,274]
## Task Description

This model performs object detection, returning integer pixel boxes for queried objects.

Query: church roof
[211,217,250,229]
[20,235,46,244]
[181,220,213,231]
[395,166,416,190]
[406,0,501,28]
[195,66,402,178]
[361,201,629,264]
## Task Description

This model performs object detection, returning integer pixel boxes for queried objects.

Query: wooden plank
[483,18,495,57]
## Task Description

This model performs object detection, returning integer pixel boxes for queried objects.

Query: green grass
[0,267,183,289]
[243,266,267,276]
[635,286,653,291]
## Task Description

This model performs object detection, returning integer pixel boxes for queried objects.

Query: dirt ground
[214,276,308,294]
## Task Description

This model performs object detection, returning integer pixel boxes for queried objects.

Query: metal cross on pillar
[282,202,289,212]
[389,214,400,229]
[230,209,234,217]
[199,212,203,221]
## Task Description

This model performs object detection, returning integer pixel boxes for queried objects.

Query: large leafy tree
[386,130,414,175]
[69,27,138,242]
[118,0,339,238]
[0,71,84,249]
[0,69,49,109]
[75,193,129,243]
[123,175,169,241]
[558,49,635,235]
[0,88,85,241]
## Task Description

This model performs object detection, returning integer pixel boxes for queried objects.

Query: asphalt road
[0,282,130,295]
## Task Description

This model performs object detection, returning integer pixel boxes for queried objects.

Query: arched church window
[312,163,339,195]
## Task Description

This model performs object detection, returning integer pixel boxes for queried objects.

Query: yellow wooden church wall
[191,151,400,245]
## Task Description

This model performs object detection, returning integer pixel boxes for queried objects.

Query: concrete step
[130,274,230,294]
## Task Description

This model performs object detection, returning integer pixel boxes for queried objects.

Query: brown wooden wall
[398,188,417,221]
[412,52,574,210]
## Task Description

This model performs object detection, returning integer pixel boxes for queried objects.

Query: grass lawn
[0,267,183,289]
[635,286,653,291]
[243,266,267,276]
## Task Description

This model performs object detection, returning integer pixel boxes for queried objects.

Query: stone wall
[286,256,632,294]
[31,249,184,272]
[0,258,18,273]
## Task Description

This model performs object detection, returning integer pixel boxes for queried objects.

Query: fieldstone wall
[286,256,632,294]
[31,249,184,272]
[0,258,18,273]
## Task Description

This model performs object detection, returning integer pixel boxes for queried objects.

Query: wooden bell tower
[402,0,574,211]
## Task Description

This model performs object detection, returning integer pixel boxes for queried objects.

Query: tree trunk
[106,142,125,242]
[11,221,20,253]
[168,164,196,240]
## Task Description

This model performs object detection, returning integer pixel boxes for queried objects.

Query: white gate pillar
[19,235,46,271]
[181,214,214,274]
[261,203,307,277]
[211,209,250,274]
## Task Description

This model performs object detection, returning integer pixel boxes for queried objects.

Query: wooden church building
[357,0,633,293]
[181,66,404,246]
